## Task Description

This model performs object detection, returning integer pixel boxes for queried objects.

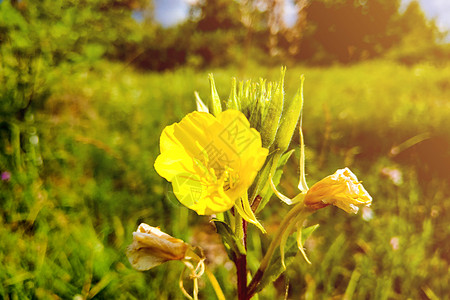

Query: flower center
[222,167,239,191]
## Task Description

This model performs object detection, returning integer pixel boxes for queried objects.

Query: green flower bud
[260,67,285,148]
[249,80,267,133]
[238,80,251,118]
[226,77,240,110]
[272,74,305,153]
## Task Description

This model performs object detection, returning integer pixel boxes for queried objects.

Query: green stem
[259,202,305,271]
[247,201,308,298]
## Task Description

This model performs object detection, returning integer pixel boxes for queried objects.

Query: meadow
[1,60,449,299]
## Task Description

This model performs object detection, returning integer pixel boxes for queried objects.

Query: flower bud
[304,168,372,213]
[272,75,304,153]
[226,77,240,110]
[127,223,189,271]
[260,67,285,148]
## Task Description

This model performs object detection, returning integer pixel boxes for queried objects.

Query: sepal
[211,219,246,260]
[208,74,222,116]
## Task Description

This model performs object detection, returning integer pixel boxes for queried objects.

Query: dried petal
[127,223,188,271]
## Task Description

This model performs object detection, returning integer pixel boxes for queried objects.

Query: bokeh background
[0,0,449,299]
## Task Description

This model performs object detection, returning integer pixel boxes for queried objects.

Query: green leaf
[300,224,319,246]
[211,219,246,261]
[255,235,297,293]
[296,223,319,264]
[255,224,319,293]
[256,149,295,213]
[298,126,309,193]
[248,152,275,211]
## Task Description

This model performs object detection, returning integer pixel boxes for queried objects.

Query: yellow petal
[216,110,267,162]
[154,150,197,182]
[304,168,372,213]
[159,112,217,156]
[154,110,268,215]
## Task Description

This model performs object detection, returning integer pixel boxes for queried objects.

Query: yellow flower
[154,110,268,215]
[269,167,372,266]
[127,223,189,271]
[304,167,372,213]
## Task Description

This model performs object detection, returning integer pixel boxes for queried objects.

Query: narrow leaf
[297,223,319,264]
[211,219,246,258]
[257,150,295,212]
[297,75,309,193]
[255,224,318,293]
[255,235,297,293]
[269,175,294,205]
[279,213,300,268]
[208,74,222,116]
[298,126,309,192]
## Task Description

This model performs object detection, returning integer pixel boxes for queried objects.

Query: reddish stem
[236,254,247,300]
[235,219,248,300]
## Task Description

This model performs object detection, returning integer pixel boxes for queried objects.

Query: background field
[1,0,449,299]
[1,60,449,299]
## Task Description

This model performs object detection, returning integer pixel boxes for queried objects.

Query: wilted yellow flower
[304,167,372,213]
[154,110,268,215]
[127,223,189,271]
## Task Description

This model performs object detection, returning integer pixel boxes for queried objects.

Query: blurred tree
[0,0,145,116]
[121,0,249,70]
[192,0,243,31]
[293,0,402,63]
[265,0,287,57]
[0,0,146,184]
[126,24,191,70]
[290,0,448,64]
[185,0,246,67]
[386,0,447,65]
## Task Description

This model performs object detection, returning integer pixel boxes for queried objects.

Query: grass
[0,60,449,299]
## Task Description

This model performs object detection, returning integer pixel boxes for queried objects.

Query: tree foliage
[0,0,447,72]
[0,0,144,115]
[294,0,402,63]
[386,0,447,65]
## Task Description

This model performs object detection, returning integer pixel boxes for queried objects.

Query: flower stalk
[247,201,313,298]
[235,218,248,300]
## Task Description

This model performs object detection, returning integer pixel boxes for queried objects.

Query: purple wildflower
[1,171,11,181]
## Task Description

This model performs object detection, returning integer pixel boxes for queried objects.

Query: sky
[154,0,450,35]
